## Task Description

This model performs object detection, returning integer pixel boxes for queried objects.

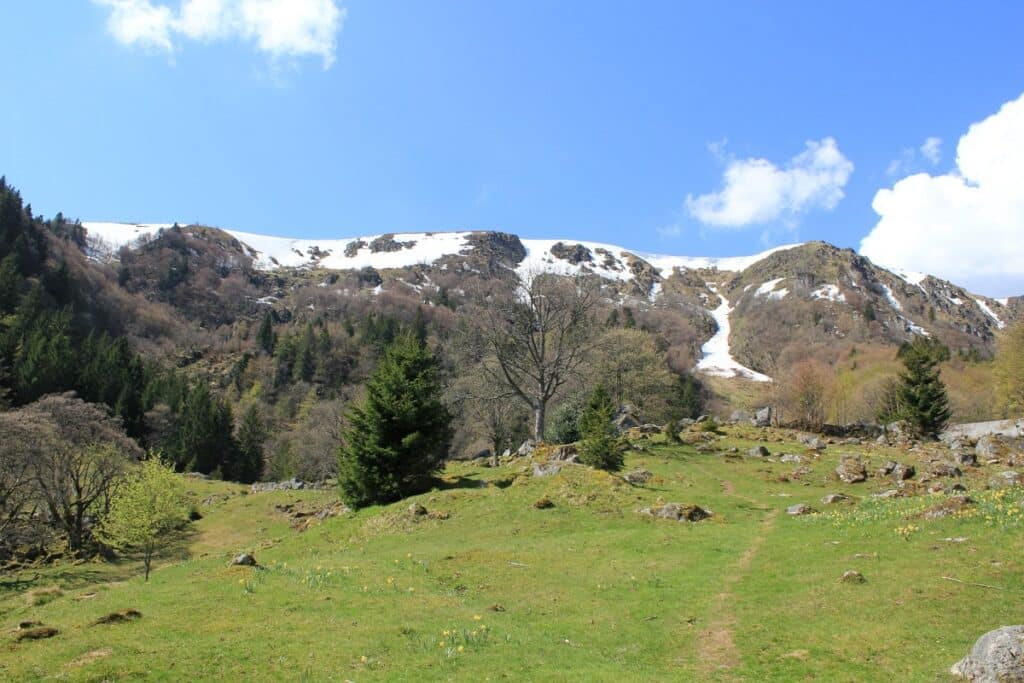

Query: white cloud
[861,92,1024,297]
[686,138,853,228]
[920,136,942,165]
[93,0,345,68]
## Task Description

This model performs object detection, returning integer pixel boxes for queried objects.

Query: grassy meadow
[2,427,1022,681]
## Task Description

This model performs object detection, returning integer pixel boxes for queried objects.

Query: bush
[577,385,624,472]
[545,392,587,444]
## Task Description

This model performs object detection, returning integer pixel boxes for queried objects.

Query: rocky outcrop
[952,625,1024,681]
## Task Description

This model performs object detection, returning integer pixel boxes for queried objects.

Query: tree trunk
[533,402,546,442]
[144,550,151,582]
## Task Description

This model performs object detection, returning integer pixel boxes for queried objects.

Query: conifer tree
[256,312,275,354]
[577,385,624,471]
[337,333,452,508]
[895,336,951,437]
[293,323,317,383]
[235,403,267,484]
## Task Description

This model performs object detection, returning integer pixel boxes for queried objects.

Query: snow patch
[975,298,1006,329]
[695,284,772,382]
[811,284,845,303]
[879,284,903,311]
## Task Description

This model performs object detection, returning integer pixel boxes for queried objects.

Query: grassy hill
[2,428,1022,681]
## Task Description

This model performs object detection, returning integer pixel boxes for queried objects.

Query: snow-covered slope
[82,222,801,281]
[696,284,772,382]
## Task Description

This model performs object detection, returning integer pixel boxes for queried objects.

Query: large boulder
[638,503,711,522]
[976,435,1010,461]
[754,406,772,427]
[516,439,536,457]
[836,456,868,484]
[613,405,642,432]
[786,503,815,516]
[549,444,578,463]
[748,445,770,458]
[951,625,1024,681]
[623,469,653,485]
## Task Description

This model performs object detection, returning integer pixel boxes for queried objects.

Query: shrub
[577,385,624,472]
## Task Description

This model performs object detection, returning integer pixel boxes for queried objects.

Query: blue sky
[2,1,1023,293]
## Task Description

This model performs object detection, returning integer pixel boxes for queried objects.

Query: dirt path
[695,481,779,674]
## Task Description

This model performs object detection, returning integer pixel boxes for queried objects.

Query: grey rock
[550,444,579,462]
[989,471,1023,489]
[749,445,770,458]
[532,462,562,477]
[799,434,827,451]
[232,553,257,567]
[836,456,868,484]
[822,493,850,504]
[786,503,815,516]
[516,439,536,457]
[730,410,752,424]
[976,435,1010,461]
[638,503,711,522]
[840,570,866,583]
[754,406,772,427]
[893,463,916,480]
[408,503,428,516]
[623,469,653,485]
[930,463,963,478]
[951,625,1024,681]
[780,453,804,463]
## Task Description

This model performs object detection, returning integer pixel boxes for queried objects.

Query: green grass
[2,431,1021,681]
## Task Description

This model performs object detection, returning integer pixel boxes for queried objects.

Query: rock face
[836,456,868,483]
[549,242,592,264]
[638,503,711,522]
[951,625,1024,682]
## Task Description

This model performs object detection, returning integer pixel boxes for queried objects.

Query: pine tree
[895,336,951,437]
[175,384,239,477]
[235,403,267,484]
[337,333,452,508]
[256,312,275,354]
[577,385,624,471]
[293,323,317,383]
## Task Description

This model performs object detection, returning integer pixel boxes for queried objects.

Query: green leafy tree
[895,336,951,437]
[577,385,624,471]
[96,457,189,581]
[337,333,452,508]
[996,321,1024,416]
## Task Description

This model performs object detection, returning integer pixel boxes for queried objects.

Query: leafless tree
[0,411,46,544]
[21,393,141,552]
[448,359,529,465]
[467,274,600,440]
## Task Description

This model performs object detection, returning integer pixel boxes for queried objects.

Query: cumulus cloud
[94,0,345,68]
[887,136,943,177]
[686,138,854,228]
[861,92,1024,297]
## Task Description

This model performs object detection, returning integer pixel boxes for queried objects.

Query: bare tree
[21,393,141,552]
[468,274,599,440]
[0,411,46,545]
[779,359,833,430]
[448,359,529,465]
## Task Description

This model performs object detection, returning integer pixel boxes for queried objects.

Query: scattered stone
[427,510,450,520]
[730,409,752,424]
[799,434,827,451]
[840,570,866,584]
[623,469,653,485]
[613,405,642,432]
[822,493,850,504]
[943,537,969,543]
[749,445,770,458]
[780,453,804,463]
[879,461,898,475]
[638,503,711,522]
[516,440,537,457]
[488,603,506,612]
[920,495,974,520]
[975,435,1010,461]
[408,503,428,516]
[836,456,868,484]
[951,625,1024,681]
[989,471,1023,489]
[533,496,555,510]
[250,478,319,492]
[930,463,963,478]
[550,444,578,463]
[532,462,563,477]
[184,472,210,480]
[15,626,58,642]
[786,503,815,516]
[873,489,903,499]
[953,450,979,467]
[232,553,258,567]
[94,609,142,625]
[893,463,916,480]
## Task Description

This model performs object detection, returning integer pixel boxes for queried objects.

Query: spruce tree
[337,333,452,508]
[577,385,624,471]
[256,312,275,354]
[235,403,267,484]
[896,336,951,437]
